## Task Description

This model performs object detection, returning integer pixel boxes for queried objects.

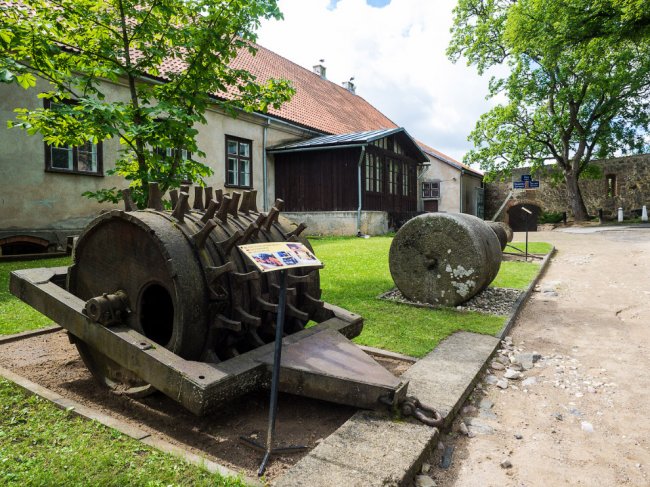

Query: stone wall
[485,155,650,221]
[282,211,389,236]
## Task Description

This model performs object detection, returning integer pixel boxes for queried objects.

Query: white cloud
[256,0,501,162]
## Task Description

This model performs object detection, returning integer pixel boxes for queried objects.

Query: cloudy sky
[256,0,500,163]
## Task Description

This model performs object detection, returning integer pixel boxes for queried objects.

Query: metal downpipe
[357,145,367,235]
[263,118,270,211]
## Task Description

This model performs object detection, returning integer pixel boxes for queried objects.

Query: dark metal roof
[267,127,428,162]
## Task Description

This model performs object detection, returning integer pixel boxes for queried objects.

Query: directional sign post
[513,174,540,190]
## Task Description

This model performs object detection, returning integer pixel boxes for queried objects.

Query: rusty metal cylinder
[388,213,502,307]
[68,191,321,368]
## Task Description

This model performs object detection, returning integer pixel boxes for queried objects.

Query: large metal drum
[67,188,321,394]
[389,213,502,307]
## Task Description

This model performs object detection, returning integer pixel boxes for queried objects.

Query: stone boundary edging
[496,246,556,339]
[0,324,61,345]
[0,364,260,487]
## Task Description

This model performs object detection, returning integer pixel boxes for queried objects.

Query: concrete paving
[276,332,499,486]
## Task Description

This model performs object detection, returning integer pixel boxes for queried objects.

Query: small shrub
[538,211,564,224]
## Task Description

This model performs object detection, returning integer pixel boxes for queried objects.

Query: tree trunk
[564,170,589,221]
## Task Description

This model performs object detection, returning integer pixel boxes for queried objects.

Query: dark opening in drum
[139,283,174,346]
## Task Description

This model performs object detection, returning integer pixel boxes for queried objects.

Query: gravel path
[381,287,523,316]
[421,227,650,487]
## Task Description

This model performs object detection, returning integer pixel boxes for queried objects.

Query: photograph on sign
[238,241,322,273]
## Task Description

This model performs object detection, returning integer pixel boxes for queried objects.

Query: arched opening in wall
[507,204,541,232]
[0,236,50,256]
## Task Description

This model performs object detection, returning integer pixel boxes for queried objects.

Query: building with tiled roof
[0,38,482,252]
[227,44,398,135]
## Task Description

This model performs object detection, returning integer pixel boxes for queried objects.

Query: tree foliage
[448,0,650,220]
[0,0,294,208]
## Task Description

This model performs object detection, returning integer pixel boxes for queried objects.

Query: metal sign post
[243,269,307,477]
[237,241,323,476]
[521,206,532,261]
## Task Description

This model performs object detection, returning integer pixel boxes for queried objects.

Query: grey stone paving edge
[0,365,260,487]
[276,249,557,486]
[276,332,500,487]
[496,246,556,339]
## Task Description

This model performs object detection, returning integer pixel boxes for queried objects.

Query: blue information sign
[529,181,540,188]
[521,174,532,181]
[513,181,526,189]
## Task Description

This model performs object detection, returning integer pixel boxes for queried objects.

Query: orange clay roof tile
[222,43,399,135]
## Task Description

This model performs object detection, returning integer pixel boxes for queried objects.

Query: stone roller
[498,221,514,243]
[388,213,502,307]
[486,221,509,251]
[68,182,319,396]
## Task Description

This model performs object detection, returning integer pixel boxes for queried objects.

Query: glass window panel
[77,141,97,172]
[403,166,409,195]
[239,159,250,187]
[227,157,238,185]
[227,140,238,155]
[51,146,73,169]
[239,142,250,158]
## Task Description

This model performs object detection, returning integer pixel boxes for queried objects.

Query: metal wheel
[75,341,155,397]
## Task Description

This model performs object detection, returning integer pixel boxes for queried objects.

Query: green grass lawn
[490,261,540,289]
[0,379,245,487]
[507,241,553,255]
[0,257,71,335]
[311,236,510,358]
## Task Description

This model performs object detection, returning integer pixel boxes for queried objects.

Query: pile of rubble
[482,335,542,390]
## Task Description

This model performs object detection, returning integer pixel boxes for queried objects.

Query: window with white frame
[422,181,440,199]
[225,135,252,188]
[365,153,382,192]
[402,163,410,196]
[388,160,399,195]
[44,100,102,175]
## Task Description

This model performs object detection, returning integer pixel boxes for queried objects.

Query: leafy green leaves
[3,0,294,206]
[449,0,650,219]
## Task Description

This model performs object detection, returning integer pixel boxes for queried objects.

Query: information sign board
[238,242,322,273]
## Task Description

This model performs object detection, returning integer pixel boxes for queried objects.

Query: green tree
[0,0,294,208]
[448,0,650,220]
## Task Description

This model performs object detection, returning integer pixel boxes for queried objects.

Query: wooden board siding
[363,146,418,213]
[274,146,419,213]
[275,148,360,211]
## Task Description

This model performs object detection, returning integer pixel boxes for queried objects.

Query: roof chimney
[313,60,326,79]
[342,77,356,94]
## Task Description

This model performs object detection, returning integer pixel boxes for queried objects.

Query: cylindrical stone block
[487,221,508,250]
[389,213,502,307]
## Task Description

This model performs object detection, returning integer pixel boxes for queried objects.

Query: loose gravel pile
[380,286,523,316]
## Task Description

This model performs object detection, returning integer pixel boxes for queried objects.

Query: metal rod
[258,269,287,477]
[525,214,529,262]
[356,145,367,236]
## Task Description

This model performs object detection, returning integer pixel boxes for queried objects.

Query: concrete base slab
[402,331,500,427]
[275,410,437,487]
[276,331,498,486]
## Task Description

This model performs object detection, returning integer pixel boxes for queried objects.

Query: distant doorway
[423,200,438,212]
[507,204,541,232]
[0,235,50,256]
